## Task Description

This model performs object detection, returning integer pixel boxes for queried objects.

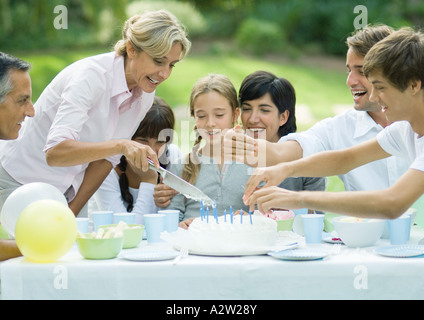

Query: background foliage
[2,0,423,55]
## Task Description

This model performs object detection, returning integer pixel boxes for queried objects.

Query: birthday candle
[213,202,218,223]
[224,209,227,222]
[200,201,205,221]
[249,210,252,224]
[206,207,209,223]
[240,209,243,224]
[230,206,233,224]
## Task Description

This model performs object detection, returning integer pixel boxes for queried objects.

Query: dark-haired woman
[93,97,180,224]
[239,71,326,194]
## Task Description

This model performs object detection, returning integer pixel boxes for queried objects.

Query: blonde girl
[165,74,252,228]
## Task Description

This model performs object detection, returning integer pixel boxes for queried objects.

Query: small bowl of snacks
[99,222,144,249]
[333,216,385,248]
[76,230,123,260]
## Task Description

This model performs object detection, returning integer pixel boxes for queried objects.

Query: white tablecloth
[2,227,424,300]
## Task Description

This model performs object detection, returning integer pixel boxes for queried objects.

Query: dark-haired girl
[93,96,180,224]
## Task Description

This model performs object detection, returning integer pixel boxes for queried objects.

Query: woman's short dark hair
[239,70,297,138]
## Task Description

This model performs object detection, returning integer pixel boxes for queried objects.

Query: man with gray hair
[0,52,34,260]
[0,52,34,140]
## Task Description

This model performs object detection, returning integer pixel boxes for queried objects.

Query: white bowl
[333,216,385,248]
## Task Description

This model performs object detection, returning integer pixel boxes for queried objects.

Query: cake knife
[147,159,214,207]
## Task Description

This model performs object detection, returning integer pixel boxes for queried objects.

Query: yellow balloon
[15,199,77,263]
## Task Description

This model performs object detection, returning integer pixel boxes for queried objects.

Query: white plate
[373,245,424,258]
[172,240,300,257]
[268,248,329,261]
[163,228,300,257]
[323,236,343,244]
[186,248,269,256]
[120,249,179,261]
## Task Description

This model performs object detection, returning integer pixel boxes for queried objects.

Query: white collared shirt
[377,120,424,173]
[280,109,410,191]
[0,52,155,200]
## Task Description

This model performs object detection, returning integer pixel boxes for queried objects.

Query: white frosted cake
[187,214,277,254]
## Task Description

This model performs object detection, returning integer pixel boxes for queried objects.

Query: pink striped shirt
[0,52,155,200]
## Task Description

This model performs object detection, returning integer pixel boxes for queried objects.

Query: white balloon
[0,183,68,238]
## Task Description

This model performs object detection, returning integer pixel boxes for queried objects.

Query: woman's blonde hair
[114,10,191,60]
[182,74,238,185]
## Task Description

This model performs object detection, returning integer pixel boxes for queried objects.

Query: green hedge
[2,0,424,56]
[196,0,424,56]
[235,18,285,56]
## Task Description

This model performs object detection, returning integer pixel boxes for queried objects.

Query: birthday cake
[186,214,277,254]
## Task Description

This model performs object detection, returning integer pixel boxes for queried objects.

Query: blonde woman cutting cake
[0,10,191,216]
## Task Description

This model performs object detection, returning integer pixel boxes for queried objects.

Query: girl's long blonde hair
[182,74,238,185]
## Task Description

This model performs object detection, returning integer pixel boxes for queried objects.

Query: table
[2,227,424,300]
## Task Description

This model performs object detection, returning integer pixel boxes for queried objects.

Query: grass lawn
[17,45,351,192]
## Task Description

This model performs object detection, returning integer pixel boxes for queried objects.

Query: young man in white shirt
[225,25,410,192]
[245,27,424,220]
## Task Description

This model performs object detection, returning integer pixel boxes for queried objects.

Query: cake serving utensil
[148,159,214,207]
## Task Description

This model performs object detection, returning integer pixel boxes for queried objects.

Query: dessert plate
[322,236,343,244]
[268,248,329,261]
[373,245,424,258]
[172,237,300,256]
[162,229,300,257]
[185,248,269,256]
[120,249,179,261]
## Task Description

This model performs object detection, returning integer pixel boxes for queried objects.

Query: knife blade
[148,159,214,207]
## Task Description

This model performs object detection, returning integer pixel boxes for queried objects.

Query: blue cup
[293,208,308,216]
[91,211,113,232]
[113,212,136,224]
[388,215,411,245]
[76,217,89,234]
[144,214,166,243]
[302,214,324,244]
[158,209,180,232]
